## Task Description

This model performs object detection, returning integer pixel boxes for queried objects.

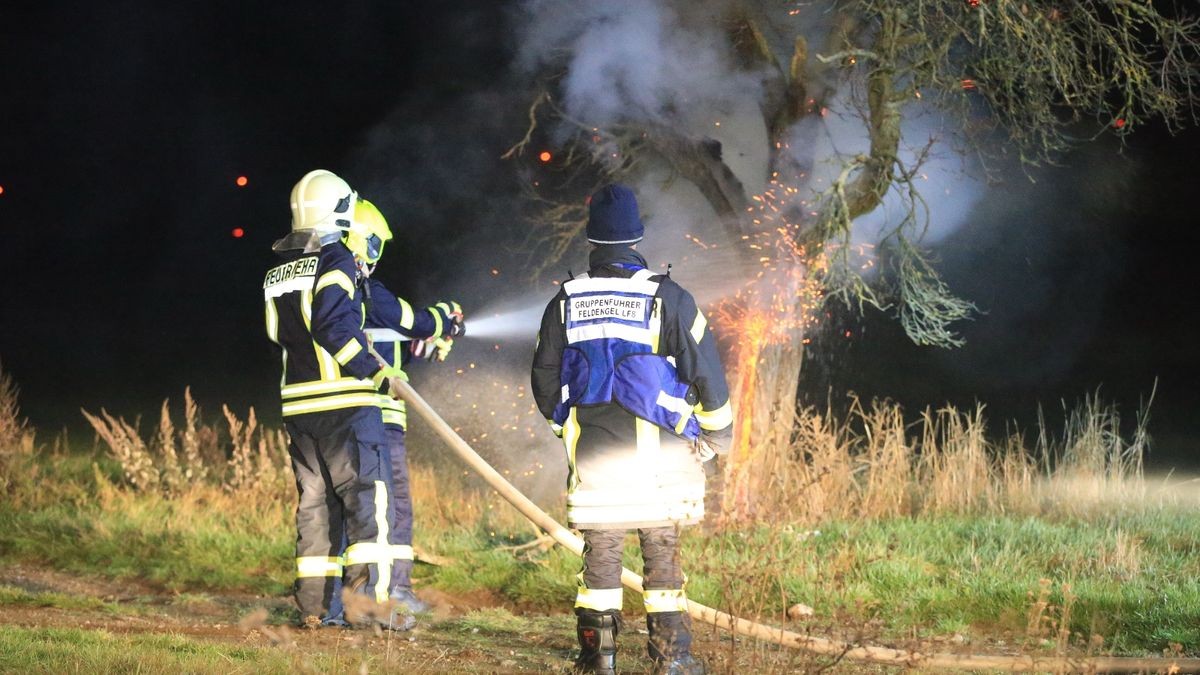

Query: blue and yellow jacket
[264,240,386,417]
[530,245,732,529]
[363,279,459,429]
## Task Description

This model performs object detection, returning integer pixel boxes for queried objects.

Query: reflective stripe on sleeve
[315,269,355,297]
[655,391,695,434]
[391,544,414,561]
[689,311,708,344]
[399,298,415,329]
[693,400,733,431]
[333,339,363,365]
[643,588,688,613]
[296,556,343,578]
[427,306,444,337]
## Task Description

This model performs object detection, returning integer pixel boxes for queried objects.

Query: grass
[0,626,295,674]
[2,367,1199,666]
[682,512,1200,653]
[0,585,118,613]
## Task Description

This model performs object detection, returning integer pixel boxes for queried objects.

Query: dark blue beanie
[586,184,644,245]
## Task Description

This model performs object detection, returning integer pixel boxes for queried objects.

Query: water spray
[394,377,1199,673]
[364,302,544,345]
[460,301,545,342]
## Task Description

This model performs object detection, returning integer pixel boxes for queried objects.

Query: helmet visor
[366,233,385,262]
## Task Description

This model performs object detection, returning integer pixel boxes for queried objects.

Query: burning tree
[508,0,1199,516]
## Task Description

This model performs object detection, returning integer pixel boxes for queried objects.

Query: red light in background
[232,227,245,238]
[538,151,552,163]
[236,175,249,187]
[1114,118,1126,129]
[0,184,5,196]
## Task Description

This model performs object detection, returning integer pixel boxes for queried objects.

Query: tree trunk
[724,332,806,520]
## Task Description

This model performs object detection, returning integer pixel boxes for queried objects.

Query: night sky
[1,3,1197,468]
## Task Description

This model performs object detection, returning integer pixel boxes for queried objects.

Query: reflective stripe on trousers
[286,406,392,618]
[573,527,687,613]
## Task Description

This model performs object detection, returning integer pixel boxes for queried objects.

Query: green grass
[2,447,1199,657]
[683,513,1200,653]
[0,585,117,613]
[0,626,300,674]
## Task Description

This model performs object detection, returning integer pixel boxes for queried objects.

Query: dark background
[1,3,1196,469]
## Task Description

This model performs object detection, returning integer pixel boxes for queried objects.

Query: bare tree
[509,0,1200,517]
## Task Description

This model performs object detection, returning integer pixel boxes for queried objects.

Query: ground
[2,564,900,674]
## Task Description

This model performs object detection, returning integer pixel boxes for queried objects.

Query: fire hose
[394,378,1199,673]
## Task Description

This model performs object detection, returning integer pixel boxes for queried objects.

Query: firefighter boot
[648,611,704,675]
[574,609,619,674]
[389,560,430,615]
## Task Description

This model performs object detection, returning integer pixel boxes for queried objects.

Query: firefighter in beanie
[263,170,407,629]
[352,198,465,625]
[531,184,733,675]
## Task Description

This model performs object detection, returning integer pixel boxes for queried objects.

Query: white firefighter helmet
[289,169,357,234]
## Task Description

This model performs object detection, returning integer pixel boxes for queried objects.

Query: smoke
[516,0,986,287]
[517,0,761,131]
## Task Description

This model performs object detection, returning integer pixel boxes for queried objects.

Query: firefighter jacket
[264,240,385,416]
[362,279,458,429]
[531,245,733,530]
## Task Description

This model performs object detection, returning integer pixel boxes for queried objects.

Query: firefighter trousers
[384,424,415,593]
[286,405,393,620]
[575,527,694,661]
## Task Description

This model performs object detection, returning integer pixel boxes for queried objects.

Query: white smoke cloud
[516,0,763,130]
[800,102,985,252]
[517,0,984,268]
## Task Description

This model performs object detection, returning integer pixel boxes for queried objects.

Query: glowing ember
[961,78,977,90]
[0,184,5,195]
[235,175,248,187]
[538,151,552,162]
[231,227,245,238]
[1114,118,1127,129]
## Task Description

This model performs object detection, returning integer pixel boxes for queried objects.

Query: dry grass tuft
[739,391,1156,523]
[82,388,288,498]
[0,361,36,494]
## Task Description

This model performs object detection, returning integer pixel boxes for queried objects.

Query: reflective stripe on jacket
[363,279,457,429]
[553,268,701,440]
[531,245,732,529]
[264,242,382,417]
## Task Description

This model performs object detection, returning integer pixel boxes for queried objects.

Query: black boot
[574,609,619,674]
[648,612,704,674]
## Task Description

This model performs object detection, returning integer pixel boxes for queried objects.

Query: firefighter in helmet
[351,198,464,624]
[263,170,407,629]
[531,184,733,675]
